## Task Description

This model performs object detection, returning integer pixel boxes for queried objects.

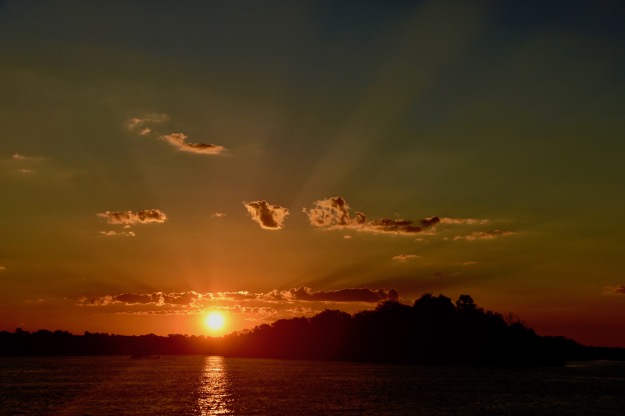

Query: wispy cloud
[0,266,6,272]
[99,230,136,238]
[126,113,169,133]
[243,200,289,230]
[453,230,516,241]
[3,153,44,175]
[159,133,225,155]
[392,254,420,262]
[97,209,168,225]
[127,113,227,155]
[211,212,227,218]
[611,285,625,294]
[439,218,489,225]
[12,153,39,161]
[303,196,439,235]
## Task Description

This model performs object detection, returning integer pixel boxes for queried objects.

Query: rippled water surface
[1,356,624,415]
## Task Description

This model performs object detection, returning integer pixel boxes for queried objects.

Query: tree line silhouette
[2,294,624,365]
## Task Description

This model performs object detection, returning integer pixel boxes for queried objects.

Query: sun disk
[205,311,226,331]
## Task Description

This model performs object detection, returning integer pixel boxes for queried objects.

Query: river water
[1,356,623,415]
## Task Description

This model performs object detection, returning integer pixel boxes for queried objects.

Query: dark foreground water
[0,356,624,415]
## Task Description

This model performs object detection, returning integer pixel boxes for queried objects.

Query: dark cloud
[221,305,278,315]
[265,287,399,303]
[363,274,461,297]
[161,292,204,305]
[367,217,440,234]
[78,291,203,307]
[303,196,439,235]
[215,291,258,301]
[97,209,168,225]
[115,293,161,305]
[243,200,289,230]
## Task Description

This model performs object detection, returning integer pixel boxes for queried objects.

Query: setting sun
[204,312,226,332]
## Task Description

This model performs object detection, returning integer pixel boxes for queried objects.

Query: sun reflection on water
[197,356,233,415]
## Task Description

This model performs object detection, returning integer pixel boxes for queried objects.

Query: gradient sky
[1,0,624,346]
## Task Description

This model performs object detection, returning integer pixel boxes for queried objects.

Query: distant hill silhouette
[2,294,624,365]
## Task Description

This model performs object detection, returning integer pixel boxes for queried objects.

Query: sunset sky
[1,0,624,346]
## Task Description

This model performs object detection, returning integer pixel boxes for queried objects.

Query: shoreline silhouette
[2,294,624,365]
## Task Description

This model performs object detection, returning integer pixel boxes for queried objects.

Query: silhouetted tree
[3,294,621,365]
[412,294,456,362]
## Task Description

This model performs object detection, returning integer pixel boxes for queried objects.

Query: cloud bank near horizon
[78,287,399,308]
[76,287,402,322]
